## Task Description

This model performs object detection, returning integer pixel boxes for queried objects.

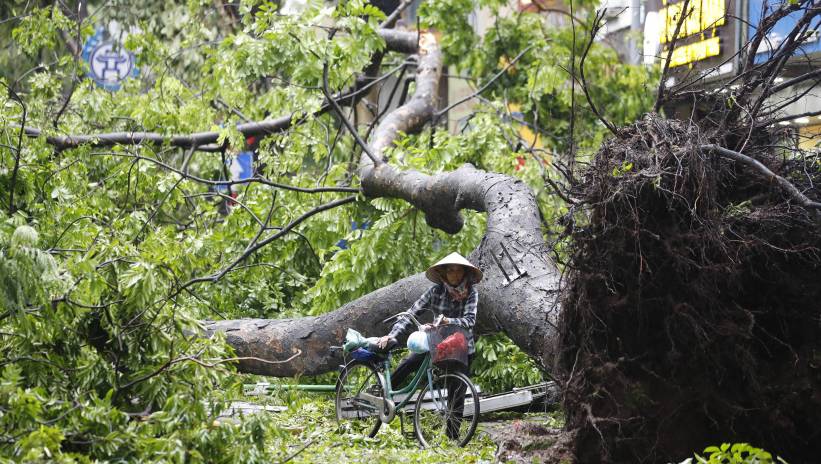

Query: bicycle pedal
[398,413,416,440]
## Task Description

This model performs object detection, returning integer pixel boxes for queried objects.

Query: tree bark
[205,31,562,377]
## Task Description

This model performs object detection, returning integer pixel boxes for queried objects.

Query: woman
[377,252,482,439]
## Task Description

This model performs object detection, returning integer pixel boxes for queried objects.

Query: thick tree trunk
[205,30,562,377]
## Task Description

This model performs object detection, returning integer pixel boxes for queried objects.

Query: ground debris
[481,414,574,463]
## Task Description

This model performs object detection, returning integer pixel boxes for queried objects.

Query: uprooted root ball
[556,114,821,463]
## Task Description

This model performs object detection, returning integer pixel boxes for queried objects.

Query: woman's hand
[432,315,451,327]
[377,336,396,350]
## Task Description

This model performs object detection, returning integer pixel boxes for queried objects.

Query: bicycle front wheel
[413,371,479,448]
[335,361,384,438]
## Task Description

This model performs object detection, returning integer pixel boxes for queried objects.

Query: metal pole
[630,0,643,65]
[247,383,338,392]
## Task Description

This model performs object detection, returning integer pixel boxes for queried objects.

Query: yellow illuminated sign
[660,0,726,43]
[669,37,721,67]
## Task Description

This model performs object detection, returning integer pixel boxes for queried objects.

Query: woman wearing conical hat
[377,252,483,439]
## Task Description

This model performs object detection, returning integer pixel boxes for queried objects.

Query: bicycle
[333,311,480,448]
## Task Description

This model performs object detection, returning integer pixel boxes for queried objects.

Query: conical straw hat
[425,252,483,284]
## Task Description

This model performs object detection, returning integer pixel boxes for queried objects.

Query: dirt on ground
[480,412,574,463]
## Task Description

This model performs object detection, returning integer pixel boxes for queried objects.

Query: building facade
[634,0,821,149]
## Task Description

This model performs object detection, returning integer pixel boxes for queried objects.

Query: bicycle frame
[370,350,447,424]
[349,310,451,423]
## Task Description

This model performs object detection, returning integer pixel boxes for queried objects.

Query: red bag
[431,330,468,365]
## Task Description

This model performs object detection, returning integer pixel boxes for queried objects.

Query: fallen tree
[204,29,563,376]
[14,25,564,376]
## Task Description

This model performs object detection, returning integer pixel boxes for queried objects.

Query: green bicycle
[334,311,480,448]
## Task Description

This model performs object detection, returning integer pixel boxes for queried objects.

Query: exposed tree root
[555,114,821,463]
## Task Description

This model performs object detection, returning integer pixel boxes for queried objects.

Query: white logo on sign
[90,43,134,84]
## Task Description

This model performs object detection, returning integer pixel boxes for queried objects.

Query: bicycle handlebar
[381,310,423,330]
[382,311,451,329]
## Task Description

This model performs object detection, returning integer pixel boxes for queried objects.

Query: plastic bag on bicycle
[427,325,469,367]
[343,328,381,353]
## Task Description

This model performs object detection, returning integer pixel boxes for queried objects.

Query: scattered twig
[89,150,360,193]
[181,195,357,289]
[132,177,185,242]
[118,350,303,391]
[320,33,383,166]
[654,0,691,113]
[580,11,618,136]
[434,45,534,118]
[279,436,316,464]
[766,68,821,96]
[379,0,414,29]
[185,351,303,368]
[759,108,821,128]
[53,1,85,129]
[2,82,27,213]
[741,0,806,78]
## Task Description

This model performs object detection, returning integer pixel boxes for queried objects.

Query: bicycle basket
[426,324,469,367]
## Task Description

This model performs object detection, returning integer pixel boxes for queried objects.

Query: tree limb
[16,29,422,150]
[702,144,821,213]
[89,150,359,194]
[181,195,357,290]
[434,45,534,118]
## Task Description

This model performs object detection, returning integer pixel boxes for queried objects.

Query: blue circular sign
[82,26,138,91]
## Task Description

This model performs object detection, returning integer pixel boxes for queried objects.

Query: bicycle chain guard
[379,398,396,424]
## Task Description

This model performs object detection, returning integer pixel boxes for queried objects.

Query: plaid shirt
[388,283,478,354]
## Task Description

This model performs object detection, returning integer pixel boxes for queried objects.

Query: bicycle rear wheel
[335,361,384,438]
[413,371,479,448]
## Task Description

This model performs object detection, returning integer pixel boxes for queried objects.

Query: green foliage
[242,390,497,463]
[12,6,74,56]
[683,443,787,464]
[424,4,656,155]
[473,333,544,394]
[0,215,281,461]
[0,1,396,460]
[419,0,477,65]
[1,221,63,312]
